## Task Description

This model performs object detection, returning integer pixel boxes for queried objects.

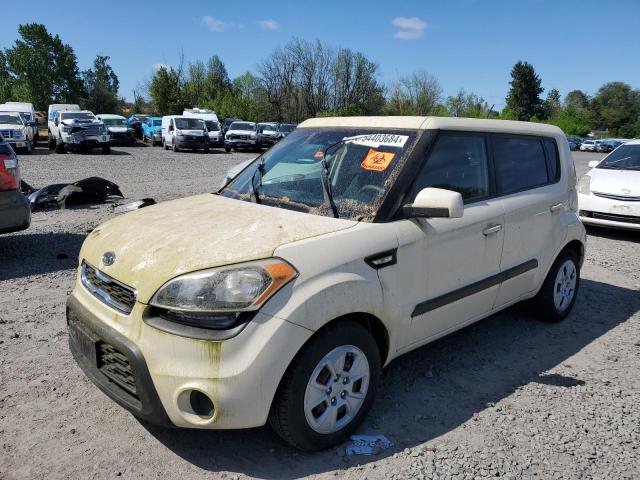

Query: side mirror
[403,187,464,219]
[54,118,59,126]
[588,160,599,168]
[168,125,174,132]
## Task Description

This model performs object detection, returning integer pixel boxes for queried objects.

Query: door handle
[550,203,564,212]
[483,224,503,235]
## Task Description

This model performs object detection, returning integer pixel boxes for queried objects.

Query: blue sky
[2,0,639,109]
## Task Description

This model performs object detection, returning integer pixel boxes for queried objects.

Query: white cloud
[392,17,426,40]
[258,19,280,31]
[203,15,225,32]
[152,63,170,72]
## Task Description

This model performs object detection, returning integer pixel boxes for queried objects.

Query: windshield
[175,118,205,130]
[258,123,277,132]
[0,114,23,125]
[205,121,220,131]
[62,112,95,121]
[221,127,419,221]
[596,144,640,170]
[279,124,296,133]
[152,119,161,127]
[102,118,127,126]
[230,122,255,131]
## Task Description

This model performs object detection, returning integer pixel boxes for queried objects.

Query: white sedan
[578,139,640,230]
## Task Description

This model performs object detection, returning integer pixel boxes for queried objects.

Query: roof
[623,139,640,145]
[299,116,565,136]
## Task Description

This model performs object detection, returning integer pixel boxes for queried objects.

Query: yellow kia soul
[68,116,586,450]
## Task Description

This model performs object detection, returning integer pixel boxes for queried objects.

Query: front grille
[97,341,138,399]
[110,132,129,139]
[0,129,14,138]
[581,210,640,224]
[81,262,136,314]
[593,191,640,202]
[83,125,103,136]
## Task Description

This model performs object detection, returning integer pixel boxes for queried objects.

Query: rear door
[491,134,567,307]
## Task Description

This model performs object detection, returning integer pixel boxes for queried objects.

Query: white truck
[0,111,34,154]
[0,102,38,141]
[183,108,222,147]
[48,105,110,154]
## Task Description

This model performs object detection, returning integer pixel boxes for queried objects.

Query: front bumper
[63,133,110,146]
[0,189,31,234]
[109,132,135,144]
[6,140,27,149]
[176,136,207,149]
[225,138,259,148]
[66,278,312,429]
[578,192,640,230]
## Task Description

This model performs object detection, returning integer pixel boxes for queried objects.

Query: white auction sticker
[344,133,409,148]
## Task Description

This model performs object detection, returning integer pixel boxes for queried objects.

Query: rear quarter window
[492,136,550,194]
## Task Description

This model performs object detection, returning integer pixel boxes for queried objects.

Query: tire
[22,140,32,154]
[163,139,168,150]
[533,249,580,322]
[268,321,381,451]
[203,146,210,154]
[101,145,111,154]
[225,146,231,153]
[48,135,56,150]
[55,139,65,154]
[172,142,179,152]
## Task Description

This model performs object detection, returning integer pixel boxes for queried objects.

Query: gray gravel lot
[0,145,638,480]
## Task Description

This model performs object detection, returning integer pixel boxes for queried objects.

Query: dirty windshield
[0,114,23,125]
[221,127,419,221]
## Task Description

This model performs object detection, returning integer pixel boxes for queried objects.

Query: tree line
[1,23,639,138]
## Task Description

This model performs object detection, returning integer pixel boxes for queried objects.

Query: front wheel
[224,146,231,152]
[172,141,179,152]
[269,321,381,451]
[533,249,580,322]
[101,145,111,154]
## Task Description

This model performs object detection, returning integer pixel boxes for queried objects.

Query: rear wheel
[269,321,381,451]
[533,249,580,322]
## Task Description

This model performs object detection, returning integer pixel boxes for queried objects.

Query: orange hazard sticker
[314,151,325,159]
[361,149,395,172]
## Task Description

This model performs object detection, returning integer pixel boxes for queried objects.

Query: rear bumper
[0,189,31,234]
[578,192,640,230]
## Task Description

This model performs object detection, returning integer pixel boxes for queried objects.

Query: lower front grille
[581,210,640,224]
[97,341,138,399]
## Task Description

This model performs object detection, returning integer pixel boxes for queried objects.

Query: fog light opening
[189,390,215,418]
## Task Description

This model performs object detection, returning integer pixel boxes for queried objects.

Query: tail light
[0,145,19,192]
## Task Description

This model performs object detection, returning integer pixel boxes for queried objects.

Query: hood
[228,129,256,136]
[589,168,640,197]
[62,118,103,127]
[80,194,357,302]
[0,123,25,131]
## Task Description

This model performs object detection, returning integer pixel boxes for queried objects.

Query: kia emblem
[102,251,116,266]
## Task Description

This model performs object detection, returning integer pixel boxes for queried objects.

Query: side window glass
[410,134,490,203]
[493,136,549,194]
[543,138,560,181]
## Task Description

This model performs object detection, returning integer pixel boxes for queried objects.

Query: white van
[0,102,38,140]
[68,116,586,451]
[183,108,222,147]
[161,115,209,152]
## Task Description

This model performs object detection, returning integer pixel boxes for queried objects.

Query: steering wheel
[358,185,384,198]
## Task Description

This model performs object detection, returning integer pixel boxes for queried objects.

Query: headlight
[14,130,25,138]
[577,175,591,195]
[176,129,183,136]
[150,259,297,327]
[62,126,72,134]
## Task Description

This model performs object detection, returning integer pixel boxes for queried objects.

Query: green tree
[542,88,562,119]
[591,82,640,135]
[505,61,544,121]
[149,66,185,115]
[205,55,232,101]
[184,60,207,107]
[0,52,14,103]
[564,90,589,111]
[83,55,121,113]
[446,89,491,118]
[4,23,84,110]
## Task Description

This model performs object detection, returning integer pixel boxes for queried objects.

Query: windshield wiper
[320,140,348,219]
[249,157,266,204]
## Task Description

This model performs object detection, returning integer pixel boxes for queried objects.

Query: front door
[377,132,506,351]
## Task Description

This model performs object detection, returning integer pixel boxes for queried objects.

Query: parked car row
[568,137,626,153]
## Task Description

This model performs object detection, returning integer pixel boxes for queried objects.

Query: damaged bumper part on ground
[27,177,124,210]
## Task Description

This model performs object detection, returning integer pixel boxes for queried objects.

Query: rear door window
[492,136,549,194]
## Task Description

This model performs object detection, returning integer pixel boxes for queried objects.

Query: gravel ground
[1,145,638,480]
